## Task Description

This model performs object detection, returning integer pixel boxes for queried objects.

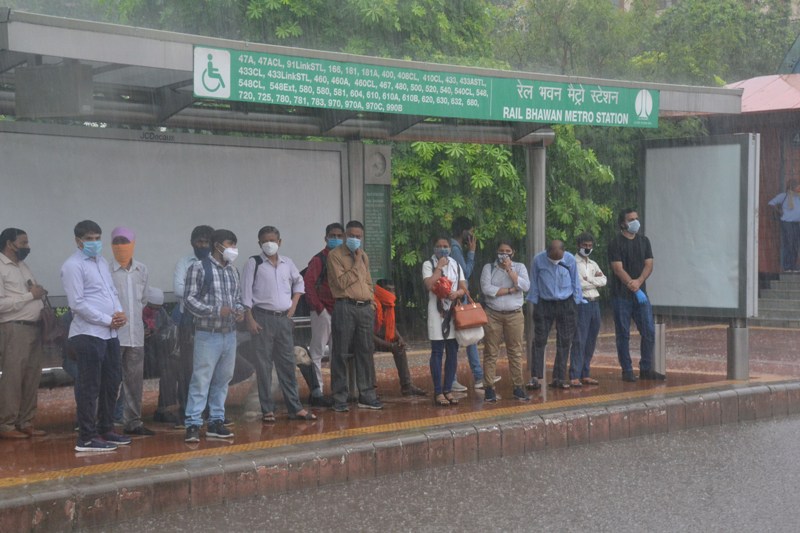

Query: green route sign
[193,46,659,128]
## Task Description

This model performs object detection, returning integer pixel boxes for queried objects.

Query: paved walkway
[2,320,799,531]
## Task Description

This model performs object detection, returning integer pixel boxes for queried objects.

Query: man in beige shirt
[327,220,382,412]
[0,228,47,439]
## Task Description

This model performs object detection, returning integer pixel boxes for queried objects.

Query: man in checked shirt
[183,229,245,443]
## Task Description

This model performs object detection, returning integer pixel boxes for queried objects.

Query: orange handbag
[453,293,488,330]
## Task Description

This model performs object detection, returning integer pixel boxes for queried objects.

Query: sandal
[443,392,459,405]
[434,394,450,407]
[581,377,599,385]
[262,412,276,424]
[287,409,317,421]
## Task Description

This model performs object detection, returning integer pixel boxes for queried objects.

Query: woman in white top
[422,237,467,406]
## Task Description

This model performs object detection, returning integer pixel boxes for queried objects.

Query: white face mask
[222,247,239,263]
[261,242,279,257]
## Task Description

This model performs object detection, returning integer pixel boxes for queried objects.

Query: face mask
[112,243,135,265]
[346,237,361,252]
[221,246,239,263]
[82,240,102,258]
[261,242,279,257]
[193,245,210,260]
[579,248,593,257]
[497,253,510,263]
[434,247,450,258]
[626,219,641,234]
[327,238,343,250]
[15,246,30,261]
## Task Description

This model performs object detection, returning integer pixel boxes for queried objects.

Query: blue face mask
[626,219,641,234]
[434,247,451,258]
[346,237,361,252]
[327,238,343,250]
[82,240,102,258]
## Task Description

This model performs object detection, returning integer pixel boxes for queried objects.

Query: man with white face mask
[569,232,606,387]
[183,229,245,442]
[608,209,664,383]
[242,226,314,423]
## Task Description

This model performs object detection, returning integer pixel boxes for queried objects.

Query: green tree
[391,141,526,311]
[632,0,797,85]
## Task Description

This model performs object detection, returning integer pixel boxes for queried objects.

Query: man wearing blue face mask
[608,208,664,382]
[327,220,382,412]
[62,220,131,452]
[303,222,345,405]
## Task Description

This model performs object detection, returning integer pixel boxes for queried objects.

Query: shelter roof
[0,8,742,144]
[725,74,800,113]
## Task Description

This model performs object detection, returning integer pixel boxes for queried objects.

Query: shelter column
[525,144,547,380]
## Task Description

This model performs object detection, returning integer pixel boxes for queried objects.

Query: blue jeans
[449,343,483,387]
[611,297,655,373]
[185,330,236,428]
[430,339,459,396]
[570,301,601,380]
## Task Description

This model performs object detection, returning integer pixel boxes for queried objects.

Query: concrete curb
[3,381,800,532]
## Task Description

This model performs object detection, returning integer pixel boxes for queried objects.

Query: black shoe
[548,380,571,389]
[124,425,155,436]
[206,420,234,439]
[525,377,542,390]
[401,385,428,397]
[357,397,384,410]
[309,394,335,407]
[484,387,497,403]
[512,387,530,402]
[222,418,234,427]
[333,403,349,413]
[639,369,666,381]
[622,370,638,382]
[184,425,200,443]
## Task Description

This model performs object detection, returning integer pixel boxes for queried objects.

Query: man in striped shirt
[183,229,245,443]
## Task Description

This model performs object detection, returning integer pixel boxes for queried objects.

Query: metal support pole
[525,145,547,389]
[653,314,666,375]
[727,318,749,380]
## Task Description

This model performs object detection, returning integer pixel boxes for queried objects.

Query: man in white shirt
[109,226,154,436]
[62,220,131,452]
[569,232,607,387]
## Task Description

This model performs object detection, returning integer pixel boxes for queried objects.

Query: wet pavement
[2,319,800,531]
[116,414,800,533]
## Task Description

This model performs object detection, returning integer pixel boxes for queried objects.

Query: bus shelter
[0,8,750,377]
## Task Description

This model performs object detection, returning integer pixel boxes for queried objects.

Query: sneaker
[75,438,117,452]
[474,375,501,390]
[357,397,384,410]
[622,370,638,382]
[526,377,542,390]
[184,425,200,443]
[450,381,468,392]
[333,403,349,413]
[206,420,234,438]
[513,387,530,402]
[124,426,155,436]
[222,418,235,427]
[639,369,666,381]
[484,387,497,402]
[102,432,132,445]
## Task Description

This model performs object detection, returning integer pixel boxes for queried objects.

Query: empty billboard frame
[641,133,759,319]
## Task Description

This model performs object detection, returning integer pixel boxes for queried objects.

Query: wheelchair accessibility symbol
[194,47,230,98]
[202,54,226,93]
